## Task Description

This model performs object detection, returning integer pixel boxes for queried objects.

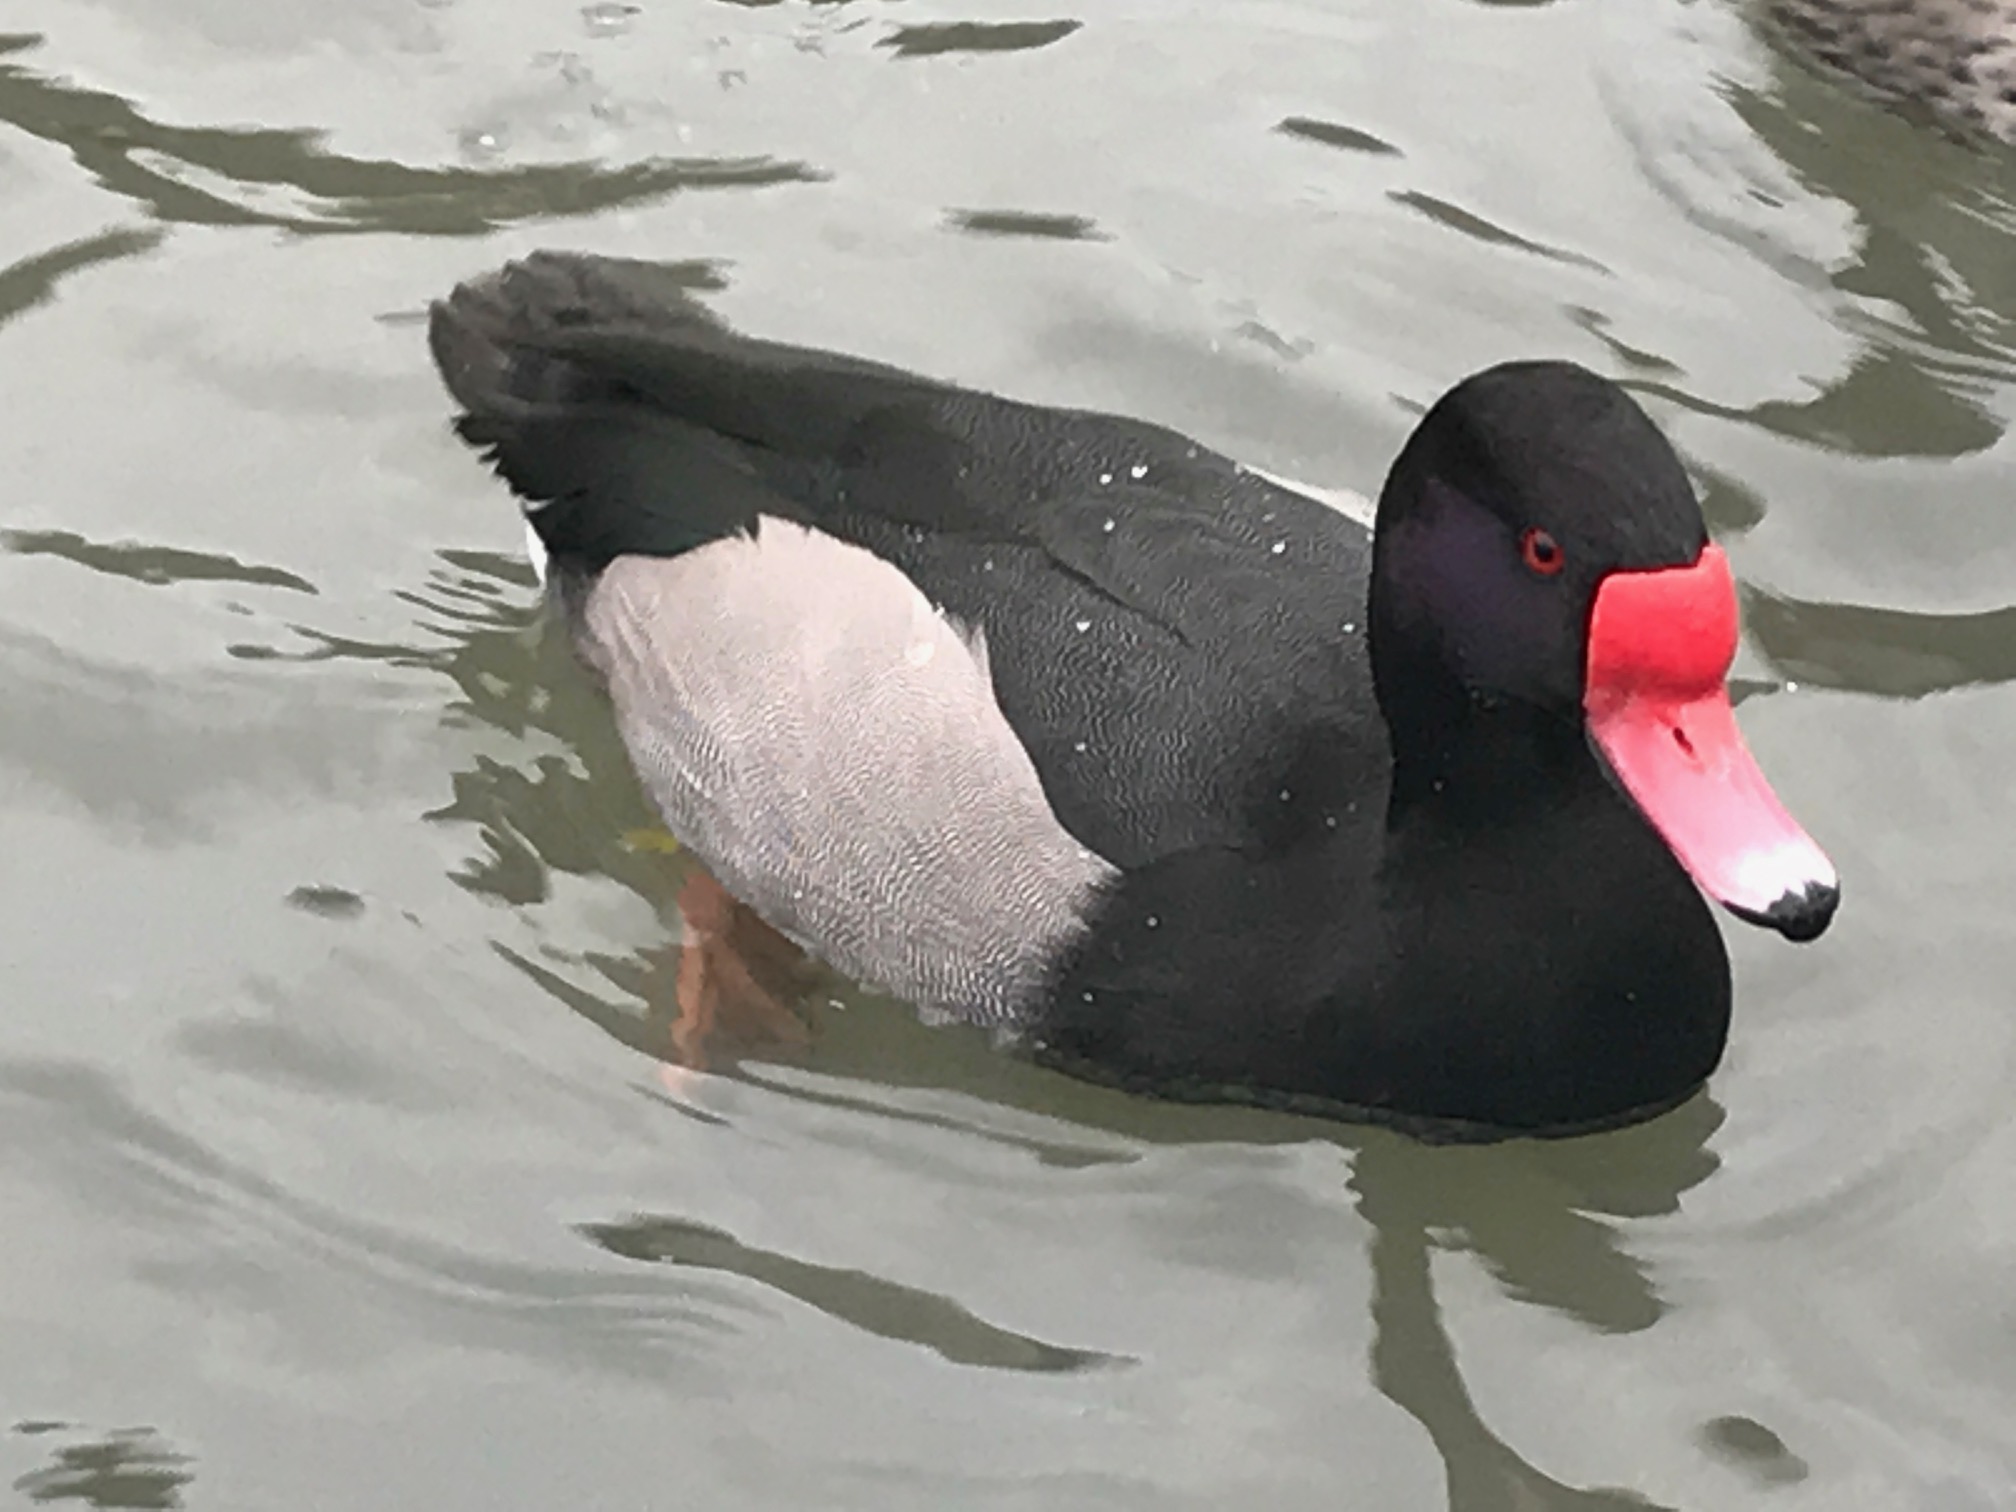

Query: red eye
[1520,527,1564,577]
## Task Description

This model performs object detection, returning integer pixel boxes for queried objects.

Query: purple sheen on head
[1380,480,1552,696]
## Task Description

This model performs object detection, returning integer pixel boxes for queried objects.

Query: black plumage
[430,251,1835,1138]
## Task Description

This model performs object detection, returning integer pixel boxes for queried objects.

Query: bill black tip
[1740,878,1840,943]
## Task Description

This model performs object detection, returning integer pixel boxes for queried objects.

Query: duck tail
[428,251,727,418]
[427,253,764,569]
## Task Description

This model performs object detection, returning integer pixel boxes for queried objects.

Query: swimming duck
[429,252,1839,1138]
[1764,0,2016,143]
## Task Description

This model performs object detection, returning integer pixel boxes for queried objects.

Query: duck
[1763,0,2016,144]
[428,251,1839,1139]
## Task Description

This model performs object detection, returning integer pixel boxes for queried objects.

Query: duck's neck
[1367,604,1588,821]
[1383,690,1590,820]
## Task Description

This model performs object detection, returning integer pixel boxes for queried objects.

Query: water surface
[1,0,2013,1506]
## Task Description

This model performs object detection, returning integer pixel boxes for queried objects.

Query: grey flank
[572,517,1119,1024]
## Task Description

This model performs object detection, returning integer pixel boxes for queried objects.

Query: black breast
[1037,706,1734,1137]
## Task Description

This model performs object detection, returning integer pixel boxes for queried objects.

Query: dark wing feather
[429,251,1386,867]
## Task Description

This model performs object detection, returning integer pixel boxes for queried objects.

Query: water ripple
[2,529,316,595]
[878,21,1083,59]
[0,38,824,236]
[1745,588,2016,699]
[581,1214,1122,1373]
[9,1422,194,1511]
[0,228,161,327]
[0,1060,753,1381]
